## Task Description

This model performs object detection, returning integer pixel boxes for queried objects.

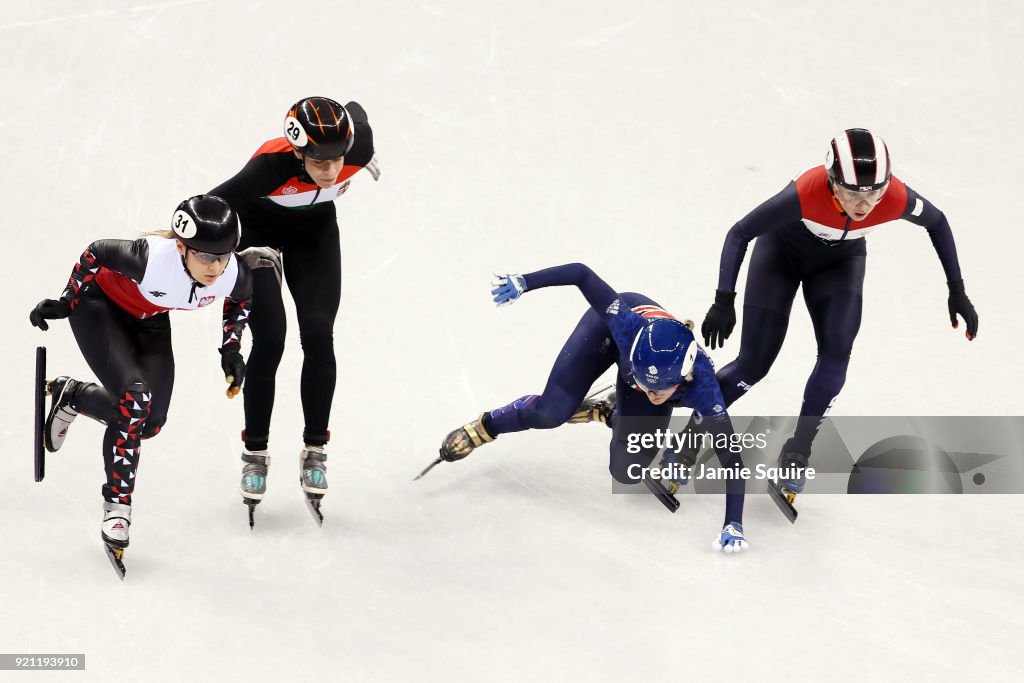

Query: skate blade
[414,456,443,481]
[767,480,798,524]
[642,476,680,513]
[244,500,257,530]
[304,495,324,527]
[103,543,126,581]
[34,347,46,482]
[583,382,614,401]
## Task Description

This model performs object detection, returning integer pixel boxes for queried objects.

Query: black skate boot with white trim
[44,376,80,453]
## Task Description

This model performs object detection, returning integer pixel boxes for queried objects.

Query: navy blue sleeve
[522,263,644,357]
[677,353,727,415]
[717,181,803,292]
[676,352,745,523]
[900,185,963,283]
[522,263,621,314]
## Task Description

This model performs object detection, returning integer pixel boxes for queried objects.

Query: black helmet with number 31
[170,195,240,255]
[284,96,354,161]
[825,128,891,192]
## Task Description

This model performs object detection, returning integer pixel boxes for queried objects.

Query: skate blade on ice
[305,495,323,527]
[413,455,442,481]
[767,480,798,523]
[103,543,126,580]
[244,500,257,530]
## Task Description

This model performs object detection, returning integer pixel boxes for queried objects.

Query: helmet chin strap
[827,181,847,215]
[179,249,207,299]
[295,153,314,184]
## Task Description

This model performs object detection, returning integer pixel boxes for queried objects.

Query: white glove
[238,247,283,286]
[364,155,381,181]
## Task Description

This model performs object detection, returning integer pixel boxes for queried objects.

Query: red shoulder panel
[795,166,909,231]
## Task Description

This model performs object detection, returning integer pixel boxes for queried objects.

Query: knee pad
[141,415,166,440]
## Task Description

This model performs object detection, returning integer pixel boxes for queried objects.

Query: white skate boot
[101,501,132,548]
[44,376,80,453]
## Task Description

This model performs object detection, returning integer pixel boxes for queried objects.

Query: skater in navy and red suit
[208,96,379,511]
[28,196,277,552]
[433,263,750,553]
[697,128,978,496]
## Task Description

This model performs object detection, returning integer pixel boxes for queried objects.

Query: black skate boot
[777,449,810,496]
[569,384,615,427]
[767,445,810,523]
[44,377,80,453]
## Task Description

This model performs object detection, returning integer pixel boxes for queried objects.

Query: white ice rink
[2,1,1023,681]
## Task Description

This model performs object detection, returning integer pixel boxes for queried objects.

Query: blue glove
[711,521,748,554]
[491,273,527,307]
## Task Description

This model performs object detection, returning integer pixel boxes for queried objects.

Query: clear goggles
[187,248,232,265]
[633,374,680,394]
[832,182,889,207]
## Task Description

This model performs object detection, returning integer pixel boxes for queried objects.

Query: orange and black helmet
[283,97,354,161]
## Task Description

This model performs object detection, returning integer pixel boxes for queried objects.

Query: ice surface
[1,1,1022,681]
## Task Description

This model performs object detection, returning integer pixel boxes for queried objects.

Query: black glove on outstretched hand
[701,290,737,350]
[219,343,246,398]
[947,279,978,340]
[29,298,72,331]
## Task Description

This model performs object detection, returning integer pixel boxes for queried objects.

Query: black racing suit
[209,101,375,450]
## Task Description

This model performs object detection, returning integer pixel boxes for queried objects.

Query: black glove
[29,298,72,331]
[219,343,246,398]
[701,290,737,350]
[947,279,978,340]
